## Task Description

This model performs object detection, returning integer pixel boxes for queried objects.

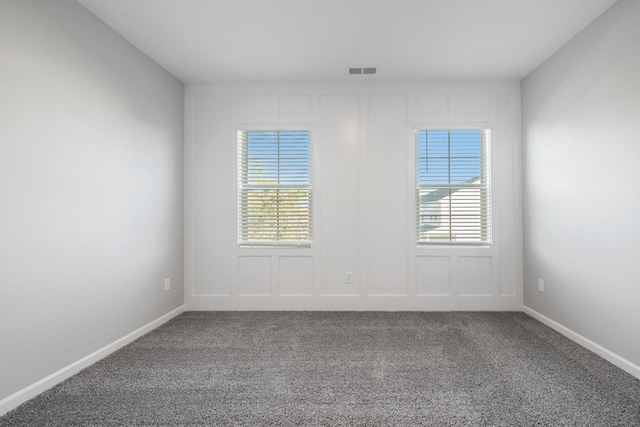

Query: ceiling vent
[348,67,377,76]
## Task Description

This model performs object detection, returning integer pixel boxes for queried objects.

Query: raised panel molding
[456,93,490,116]
[415,94,449,116]
[279,256,313,296]
[279,95,312,117]
[186,82,521,311]
[458,256,493,296]
[367,94,409,296]
[238,95,272,117]
[498,92,517,297]
[416,256,451,296]
[319,95,361,296]
[192,96,231,296]
[238,256,272,296]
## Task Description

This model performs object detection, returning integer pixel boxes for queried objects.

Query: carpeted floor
[1,312,639,426]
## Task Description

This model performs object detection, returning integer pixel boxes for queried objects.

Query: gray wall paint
[522,0,640,366]
[0,0,184,400]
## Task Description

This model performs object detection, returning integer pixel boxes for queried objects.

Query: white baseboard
[0,305,185,417]
[522,305,640,380]
[187,295,521,311]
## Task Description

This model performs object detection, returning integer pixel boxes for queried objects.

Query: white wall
[0,0,184,403]
[522,0,640,368]
[186,82,522,310]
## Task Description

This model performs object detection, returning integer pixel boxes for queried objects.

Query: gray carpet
[2,312,640,426]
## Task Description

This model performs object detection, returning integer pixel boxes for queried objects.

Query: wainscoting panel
[415,93,449,116]
[498,92,518,297]
[278,95,312,117]
[416,256,451,296]
[185,82,522,311]
[279,256,313,296]
[238,95,272,117]
[458,256,493,296]
[367,94,409,296]
[192,96,231,296]
[238,256,272,296]
[456,93,490,116]
[318,95,361,296]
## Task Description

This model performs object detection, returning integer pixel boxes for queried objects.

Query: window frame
[236,128,313,248]
[414,126,492,247]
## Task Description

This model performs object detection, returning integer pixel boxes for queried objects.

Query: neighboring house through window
[237,130,312,247]
[416,129,491,245]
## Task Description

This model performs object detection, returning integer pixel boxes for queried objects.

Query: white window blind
[238,130,312,246]
[416,129,491,245]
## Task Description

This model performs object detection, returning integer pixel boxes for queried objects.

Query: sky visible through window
[417,130,482,185]
[246,131,310,185]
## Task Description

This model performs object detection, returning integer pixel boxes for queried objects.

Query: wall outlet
[538,278,544,293]
[345,272,353,284]
[164,278,171,291]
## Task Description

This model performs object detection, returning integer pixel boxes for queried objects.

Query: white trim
[236,123,313,132]
[187,295,520,311]
[0,305,185,417]
[522,305,640,381]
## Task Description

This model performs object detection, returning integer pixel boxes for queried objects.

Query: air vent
[347,67,377,76]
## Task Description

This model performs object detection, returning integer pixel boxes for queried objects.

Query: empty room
[1,0,639,425]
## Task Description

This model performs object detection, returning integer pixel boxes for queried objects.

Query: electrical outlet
[345,272,353,284]
[164,278,171,291]
[538,278,544,293]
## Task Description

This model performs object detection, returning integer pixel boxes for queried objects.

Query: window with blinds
[416,129,491,245]
[237,130,312,247]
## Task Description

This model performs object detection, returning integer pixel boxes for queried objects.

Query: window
[416,129,491,245]
[237,130,312,246]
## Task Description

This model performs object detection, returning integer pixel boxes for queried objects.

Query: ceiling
[76,0,618,84]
